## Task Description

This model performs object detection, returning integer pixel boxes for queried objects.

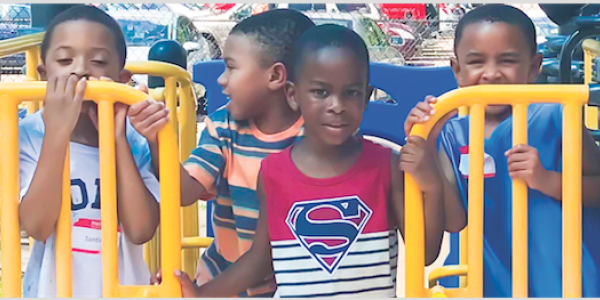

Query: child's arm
[405,96,466,232]
[507,126,600,207]
[128,100,216,206]
[174,173,274,297]
[20,75,86,241]
[391,137,446,266]
[114,104,159,245]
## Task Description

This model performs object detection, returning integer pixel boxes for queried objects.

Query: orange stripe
[184,164,217,196]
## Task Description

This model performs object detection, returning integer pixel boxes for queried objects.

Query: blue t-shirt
[438,103,600,297]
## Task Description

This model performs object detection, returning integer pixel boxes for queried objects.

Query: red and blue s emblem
[285,196,372,275]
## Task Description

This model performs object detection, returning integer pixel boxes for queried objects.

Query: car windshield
[288,3,326,11]
[312,18,353,29]
[118,20,169,46]
[336,3,370,13]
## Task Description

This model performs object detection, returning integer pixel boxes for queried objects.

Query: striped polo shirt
[183,106,304,296]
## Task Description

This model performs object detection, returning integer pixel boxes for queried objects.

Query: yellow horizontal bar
[125,61,192,83]
[0,32,44,58]
[583,39,600,55]
[428,265,468,288]
[0,81,152,105]
[181,237,213,249]
[409,84,588,139]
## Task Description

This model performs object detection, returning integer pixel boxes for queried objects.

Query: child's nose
[328,96,345,114]
[217,72,227,87]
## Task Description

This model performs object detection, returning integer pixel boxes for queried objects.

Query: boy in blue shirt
[406,4,600,297]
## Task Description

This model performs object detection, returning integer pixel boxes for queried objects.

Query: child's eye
[311,89,328,98]
[92,60,107,66]
[500,59,518,65]
[226,65,234,70]
[466,60,484,66]
[57,58,72,65]
[346,90,364,98]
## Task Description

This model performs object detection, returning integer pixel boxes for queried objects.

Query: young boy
[173,24,448,298]
[405,4,600,297]
[128,9,315,297]
[19,5,160,297]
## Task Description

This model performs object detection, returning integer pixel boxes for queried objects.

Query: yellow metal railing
[0,29,213,278]
[125,61,213,278]
[406,84,588,298]
[0,81,182,297]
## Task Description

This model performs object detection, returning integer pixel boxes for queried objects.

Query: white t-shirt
[20,111,160,297]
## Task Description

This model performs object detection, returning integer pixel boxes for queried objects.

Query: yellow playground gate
[0,32,598,298]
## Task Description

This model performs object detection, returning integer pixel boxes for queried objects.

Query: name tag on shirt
[458,146,496,178]
[72,219,121,254]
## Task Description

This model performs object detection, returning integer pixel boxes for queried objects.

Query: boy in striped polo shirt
[129,9,315,297]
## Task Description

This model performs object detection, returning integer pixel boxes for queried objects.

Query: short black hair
[454,4,537,56]
[290,24,369,82]
[230,9,315,70]
[41,5,127,67]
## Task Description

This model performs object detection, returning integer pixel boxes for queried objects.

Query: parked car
[169,3,410,62]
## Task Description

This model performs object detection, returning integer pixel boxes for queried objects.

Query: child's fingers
[425,95,438,105]
[136,108,170,129]
[174,269,197,297]
[137,83,149,94]
[128,100,154,116]
[504,144,532,156]
[506,152,530,165]
[416,101,435,116]
[74,77,87,104]
[507,161,530,173]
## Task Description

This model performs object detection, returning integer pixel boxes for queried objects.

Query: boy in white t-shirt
[19,5,161,297]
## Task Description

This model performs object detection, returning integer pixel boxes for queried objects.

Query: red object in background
[378,3,427,20]
[204,3,235,12]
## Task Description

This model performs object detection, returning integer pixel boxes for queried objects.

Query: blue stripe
[229,186,259,210]
[277,273,390,287]
[280,284,394,298]
[357,235,390,242]
[348,248,389,256]
[233,215,259,232]
[274,260,390,274]
[213,127,302,150]
[237,232,255,241]
[272,243,300,249]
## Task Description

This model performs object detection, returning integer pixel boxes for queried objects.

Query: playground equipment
[405,84,594,297]
[0,81,182,297]
[0,31,211,279]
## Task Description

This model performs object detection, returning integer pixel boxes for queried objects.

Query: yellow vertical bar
[99,101,118,297]
[158,118,183,297]
[404,175,426,296]
[0,100,22,297]
[584,50,592,85]
[512,104,528,297]
[467,104,484,297]
[459,228,468,288]
[25,49,40,114]
[179,82,200,277]
[563,103,582,298]
[458,103,469,289]
[165,77,178,136]
[583,50,599,130]
[56,150,72,297]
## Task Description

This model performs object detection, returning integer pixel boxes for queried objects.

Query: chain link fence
[0,4,560,97]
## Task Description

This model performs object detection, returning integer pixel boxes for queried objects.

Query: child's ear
[528,53,543,83]
[284,81,299,112]
[118,69,133,84]
[450,57,463,87]
[37,64,47,80]
[268,62,287,91]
